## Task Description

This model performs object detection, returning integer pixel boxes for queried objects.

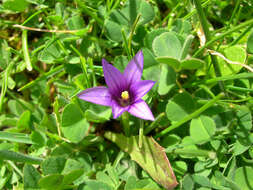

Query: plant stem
[229,23,253,46]
[121,29,131,60]
[183,0,212,20]
[75,0,103,25]
[227,85,253,93]
[128,14,141,56]
[228,0,240,26]
[189,73,253,87]
[193,18,253,57]
[121,112,130,137]
[144,112,165,135]
[155,93,224,138]
[193,0,226,94]
[70,45,91,88]
[18,65,64,91]
[166,148,216,159]
[193,0,211,41]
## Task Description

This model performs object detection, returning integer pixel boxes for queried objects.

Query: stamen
[121,91,129,100]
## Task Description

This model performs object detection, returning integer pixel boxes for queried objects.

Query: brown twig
[208,49,253,73]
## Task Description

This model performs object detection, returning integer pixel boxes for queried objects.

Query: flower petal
[111,100,129,119]
[124,50,144,85]
[102,59,126,96]
[130,80,155,101]
[128,100,154,121]
[78,86,112,106]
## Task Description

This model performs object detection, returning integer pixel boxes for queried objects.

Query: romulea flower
[78,50,155,121]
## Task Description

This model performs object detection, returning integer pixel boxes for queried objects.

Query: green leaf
[125,176,137,190]
[125,176,161,190]
[8,99,27,116]
[194,161,212,177]
[172,19,192,37]
[213,170,240,190]
[0,131,33,144]
[247,31,253,54]
[24,164,41,190]
[83,180,114,190]
[234,166,253,190]
[114,55,129,72]
[153,32,182,59]
[143,64,160,82]
[39,40,62,64]
[166,92,195,122]
[233,140,250,156]
[67,15,85,30]
[129,0,155,25]
[156,57,181,71]
[0,39,10,70]
[0,114,17,127]
[96,171,116,188]
[38,174,64,190]
[104,132,178,190]
[217,45,246,75]
[85,104,112,123]
[17,110,31,129]
[41,157,66,175]
[143,48,159,68]
[104,0,154,42]
[7,76,16,90]
[2,0,29,12]
[62,159,82,174]
[173,161,187,175]
[104,19,128,42]
[61,103,89,143]
[177,136,198,159]
[235,106,253,146]
[180,35,194,60]
[160,134,181,148]
[190,116,216,144]
[62,169,84,185]
[181,58,205,70]
[31,130,47,148]
[182,174,194,190]
[158,64,176,95]
[144,29,168,51]
[192,175,212,188]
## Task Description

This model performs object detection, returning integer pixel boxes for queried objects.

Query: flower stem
[121,29,131,60]
[155,93,224,138]
[138,120,144,148]
[121,112,130,137]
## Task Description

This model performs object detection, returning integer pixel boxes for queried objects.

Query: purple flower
[78,50,155,121]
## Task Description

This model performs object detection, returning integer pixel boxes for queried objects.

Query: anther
[121,91,129,100]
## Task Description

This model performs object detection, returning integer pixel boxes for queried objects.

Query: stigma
[121,91,129,100]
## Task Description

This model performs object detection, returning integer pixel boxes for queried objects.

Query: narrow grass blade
[22,30,32,71]
[0,150,43,164]
[18,65,64,91]
[0,131,33,144]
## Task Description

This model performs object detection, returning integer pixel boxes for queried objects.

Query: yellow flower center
[121,91,129,100]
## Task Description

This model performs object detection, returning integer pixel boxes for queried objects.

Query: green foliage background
[0,0,253,189]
